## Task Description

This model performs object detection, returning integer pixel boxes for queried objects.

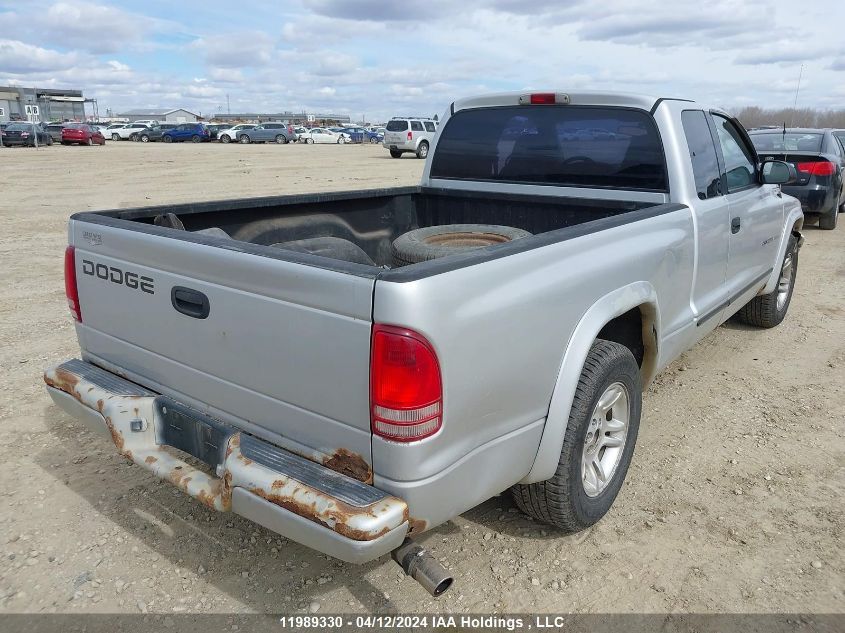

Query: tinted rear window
[386,120,408,131]
[430,106,667,191]
[749,132,823,152]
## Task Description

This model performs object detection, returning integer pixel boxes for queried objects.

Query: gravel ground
[0,141,842,616]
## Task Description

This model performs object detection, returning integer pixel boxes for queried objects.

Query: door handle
[171,286,210,319]
[731,217,741,234]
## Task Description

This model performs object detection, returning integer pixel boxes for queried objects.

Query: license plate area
[155,397,235,469]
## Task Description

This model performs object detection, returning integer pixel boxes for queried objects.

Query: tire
[46,137,53,146]
[416,141,429,159]
[370,136,379,144]
[306,137,314,144]
[112,134,120,141]
[337,137,344,144]
[61,141,70,146]
[389,150,402,158]
[86,137,93,146]
[191,135,201,143]
[239,135,250,144]
[140,135,149,143]
[511,340,642,532]
[818,206,838,230]
[163,135,172,143]
[391,224,532,266]
[220,134,231,144]
[735,234,798,328]
[275,134,287,144]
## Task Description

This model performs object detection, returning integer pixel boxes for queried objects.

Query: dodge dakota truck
[45,91,803,595]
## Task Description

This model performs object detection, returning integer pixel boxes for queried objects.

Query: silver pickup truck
[45,91,804,596]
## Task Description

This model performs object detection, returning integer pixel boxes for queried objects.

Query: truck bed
[74,186,673,277]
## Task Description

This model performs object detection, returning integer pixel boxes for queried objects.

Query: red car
[61,124,106,146]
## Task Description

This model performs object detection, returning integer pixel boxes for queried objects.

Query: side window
[410,121,423,132]
[712,114,757,192]
[681,110,721,200]
[424,121,435,132]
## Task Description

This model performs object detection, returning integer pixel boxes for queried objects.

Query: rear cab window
[430,105,667,191]
[386,120,409,132]
[681,110,721,200]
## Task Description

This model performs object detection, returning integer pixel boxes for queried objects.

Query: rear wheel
[306,137,314,144]
[140,134,149,143]
[220,134,231,143]
[735,234,798,328]
[275,134,286,144]
[416,141,429,159]
[511,340,642,532]
[191,134,201,143]
[370,136,379,144]
[112,134,120,141]
[389,150,402,158]
[819,206,838,230]
[239,135,250,144]
[163,135,172,143]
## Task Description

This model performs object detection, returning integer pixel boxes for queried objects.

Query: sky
[0,0,843,121]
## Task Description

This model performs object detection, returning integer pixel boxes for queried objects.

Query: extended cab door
[710,113,782,303]
[680,110,731,324]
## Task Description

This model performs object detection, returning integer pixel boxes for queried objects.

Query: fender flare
[520,281,660,484]
[761,204,804,294]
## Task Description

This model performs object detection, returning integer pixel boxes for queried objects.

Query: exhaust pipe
[391,538,453,597]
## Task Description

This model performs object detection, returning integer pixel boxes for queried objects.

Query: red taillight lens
[530,93,556,104]
[407,131,412,141]
[65,246,81,322]
[371,325,442,442]
[796,161,835,176]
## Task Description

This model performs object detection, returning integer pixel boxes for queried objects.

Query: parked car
[46,90,803,595]
[299,127,351,144]
[217,124,256,144]
[340,127,368,143]
[204,124,231,140]
[102,124,127,139]
[366,128,384,144]
[110,123,149,141]
[749,128,845,229]
[131,126,165,142]
[162,123,211,143]
[383,117,437,158]
[237,122,296,144]
[131,120,160,128]
[1,122,52,146]
[45,123,67,143]
[61,123,106,146]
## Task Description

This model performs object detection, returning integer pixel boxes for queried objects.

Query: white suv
[383,117,437,158]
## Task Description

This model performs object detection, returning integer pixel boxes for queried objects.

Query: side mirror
[761,160,797,185]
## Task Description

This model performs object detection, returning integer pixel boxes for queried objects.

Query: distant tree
[732,106,845,129]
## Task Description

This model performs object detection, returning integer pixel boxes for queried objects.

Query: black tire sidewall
[775,235,799,318]
[561,343,642,528]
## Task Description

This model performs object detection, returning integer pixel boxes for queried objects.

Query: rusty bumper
[44,359,409,563]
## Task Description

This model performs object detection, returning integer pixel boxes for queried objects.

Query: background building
[0,86,94,122]
[117,108,199,123]
[208,112,352,125]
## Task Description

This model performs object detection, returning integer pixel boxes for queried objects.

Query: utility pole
[227,94,230,115]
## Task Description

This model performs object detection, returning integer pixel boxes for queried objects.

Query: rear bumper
[44,359,409,563]
[782,185,836,214]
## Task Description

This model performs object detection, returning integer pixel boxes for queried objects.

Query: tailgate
[69,218,376,477]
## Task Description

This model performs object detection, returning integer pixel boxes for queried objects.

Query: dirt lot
[0,142,842,616]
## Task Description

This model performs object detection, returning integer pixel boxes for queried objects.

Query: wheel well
[596,305,658,384]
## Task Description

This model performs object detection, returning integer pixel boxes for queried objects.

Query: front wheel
[275,134,287,144]
[305,137,314,144]
[735,234,798,328]
[239,135,250,144]
[511,340,642,532]
[112,134,120,141]
[140,135,149,143]
[191,134,201,143]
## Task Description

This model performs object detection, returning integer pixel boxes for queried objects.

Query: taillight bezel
[65,245,82,322]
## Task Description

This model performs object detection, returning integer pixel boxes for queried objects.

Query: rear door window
[424,121,436,132]
[386,120,408,132]
[430,105,667,191]
[410,121,424,132]
[681,110,722,199]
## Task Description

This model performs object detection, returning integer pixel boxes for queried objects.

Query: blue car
[162,123,211,143]
[365,129,384,144]
[340,127,367,143]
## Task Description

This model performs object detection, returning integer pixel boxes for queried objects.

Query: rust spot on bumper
[407,517,428,535]
[323,448,373,484]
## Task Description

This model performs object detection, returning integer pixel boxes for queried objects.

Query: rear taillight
[407,131,412,141]
[65,246,81,322]
[796,161,836,176]
[371,325,442,442]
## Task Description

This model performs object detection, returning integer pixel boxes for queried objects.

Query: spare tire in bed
[392,224,532,266]
[271,236,375,266]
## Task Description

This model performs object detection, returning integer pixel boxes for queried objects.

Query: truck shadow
[36,403,467,613]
